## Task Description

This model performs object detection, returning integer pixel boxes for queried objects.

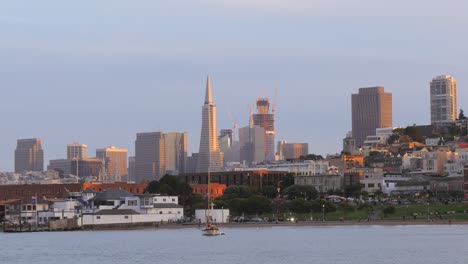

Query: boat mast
[207,166,211,225]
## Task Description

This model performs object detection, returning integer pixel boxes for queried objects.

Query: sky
[1,0,467,171]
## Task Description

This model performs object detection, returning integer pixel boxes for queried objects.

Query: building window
[172,198,175,202]
[96,216,101,219]
[124,216,129,219]
[163,198,166,202]
[159,211,163,214]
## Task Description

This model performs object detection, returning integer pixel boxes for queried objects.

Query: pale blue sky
[1,1,467,171]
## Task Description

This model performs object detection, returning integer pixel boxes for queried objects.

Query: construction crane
[272,88,278,115]
[228,112,238,141]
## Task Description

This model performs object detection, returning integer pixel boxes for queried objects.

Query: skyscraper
[352,87,392,147]
[164,132,188,174]
[135,132,165,182]
[253,98,275,161]
[196,75,224,172]
[67,142,87,160]
[239,125,265,164]
[96,146,128,182]
[15,138,44,173]
[278,142,309,160]
[430,75,457,124]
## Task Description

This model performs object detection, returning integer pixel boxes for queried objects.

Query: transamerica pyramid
[196,75,224,172]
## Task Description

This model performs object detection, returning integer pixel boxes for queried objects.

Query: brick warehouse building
[180,170,289,192]
[0,182,148,201]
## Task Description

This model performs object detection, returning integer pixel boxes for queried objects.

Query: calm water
[1,225,468,264]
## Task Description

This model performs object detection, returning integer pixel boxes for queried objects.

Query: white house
[79,189,183,226]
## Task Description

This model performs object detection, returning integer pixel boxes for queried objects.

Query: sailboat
[202,169,221,236]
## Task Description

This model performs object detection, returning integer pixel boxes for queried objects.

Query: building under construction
[252,98,275,161]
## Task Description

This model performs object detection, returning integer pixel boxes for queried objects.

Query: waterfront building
[0,181,147,200]
[196,76,224,172]
[256,160,330,176]
[14,138,44,173]
[191,183,227,198]
[294,174,342,194]
[180,169,288,192]
[135,132,165,182]
[96,146,128,182]
[430,75,457,124]
[352,87,392,148]
[164,132,188,174]
[252,98,275,161]
[80,189,183,226]
[67,142,87,159]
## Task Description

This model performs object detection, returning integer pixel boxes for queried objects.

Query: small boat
[202,168,222,236]
[202,222,220,236]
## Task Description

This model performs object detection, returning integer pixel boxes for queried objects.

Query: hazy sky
[1,1,467,171]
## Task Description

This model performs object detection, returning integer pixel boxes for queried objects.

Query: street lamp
[221,206,224,224]
[427,202,430,222]
[322,204,325,222]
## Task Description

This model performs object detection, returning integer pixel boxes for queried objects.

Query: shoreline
[88,219,468,231]
[4,219,468,233]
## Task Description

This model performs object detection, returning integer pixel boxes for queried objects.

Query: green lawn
[265,202,468,221]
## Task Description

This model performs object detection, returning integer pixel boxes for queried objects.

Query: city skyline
[2,1,468,171]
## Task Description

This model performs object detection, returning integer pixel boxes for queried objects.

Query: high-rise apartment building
[196,76,224,172]
[67,142,87,160]
[96,146,128,182]
[135,132,165,182]
[239,125,265,164]
[164,132,188,174]
[48,158,102,178]
[15,138,44,173]
[430,75,457,124]
[253,98,275,161]
[352,87,392,147]
[128,156,135,182]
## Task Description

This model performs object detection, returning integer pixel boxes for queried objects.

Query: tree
[243,195,272,215]
[310,199,336,213]
[280,174,295,192]
[459,109,466,120]
[404,126,423,142]
[383,205,396,216]
[282,185,318,200]
[344,183,362,197]
[338,203,355,213]
[262,185,278,199]
[287,199,312,214]
[221,185,253,200]
[144,174,195,210]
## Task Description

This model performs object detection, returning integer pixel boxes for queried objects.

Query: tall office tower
[135,132,165,182]
[239,125,265,164]
[253,98,275,161]
[128,156,135,182]
[96,146,128,182]
[352,87,392,147]
[219,129,233,144]
[15,138,44,173]
[196,76,224,172]
[218,129,233,153]
[430,75,457,124]
[67,142,87,159]
[164,132,188,174]
[278,142,309,160]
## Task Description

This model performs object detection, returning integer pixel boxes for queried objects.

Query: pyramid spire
[205,75,213,104]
